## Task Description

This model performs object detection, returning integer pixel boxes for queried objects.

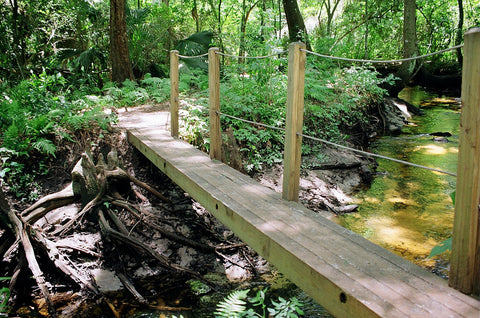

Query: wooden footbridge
[123,29,480,317]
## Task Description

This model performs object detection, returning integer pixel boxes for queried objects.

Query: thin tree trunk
[282,0,311,49]
[110,0,134,83]
[456,0,464,65]
[365,0,369,59]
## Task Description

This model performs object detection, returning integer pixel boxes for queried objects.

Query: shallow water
[336,86,460,276]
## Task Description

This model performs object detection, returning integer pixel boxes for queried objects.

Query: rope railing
[302,44,464,64]
[169,31,480,291]
[298,133,457,176]
[217,111,286,132]
[173,43,463,63]
[177,52,209,59]
[216,50,288,59]
[214,108,457,176]
[171,43,460,179]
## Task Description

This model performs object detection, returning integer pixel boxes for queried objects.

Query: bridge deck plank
[127,126,480,318]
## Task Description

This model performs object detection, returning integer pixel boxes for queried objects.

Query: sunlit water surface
[336,86,460,277]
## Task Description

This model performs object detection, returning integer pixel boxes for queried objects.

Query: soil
[0,98,409,317]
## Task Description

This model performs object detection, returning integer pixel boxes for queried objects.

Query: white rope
[216,110,456,176]
[298,133,457,177]
[302,44,463,64]
[217,111,286,132]
[177,52,209,59]
[215,50,288,59]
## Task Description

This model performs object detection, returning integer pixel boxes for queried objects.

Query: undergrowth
[0,71,170,202]
[0,57,393,199]
[179,57,394,172]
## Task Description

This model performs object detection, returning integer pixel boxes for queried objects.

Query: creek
[336,86,461,277]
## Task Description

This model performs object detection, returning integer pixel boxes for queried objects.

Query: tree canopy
[0,0,478,83]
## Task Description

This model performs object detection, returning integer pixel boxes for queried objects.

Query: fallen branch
[8,210,57,317]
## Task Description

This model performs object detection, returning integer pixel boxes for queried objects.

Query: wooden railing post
[209,47,221,160]
[450,27,480,296]
[282,42,306,202]
[170,50,179,138]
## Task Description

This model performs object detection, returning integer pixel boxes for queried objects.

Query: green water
[337,87,461,276]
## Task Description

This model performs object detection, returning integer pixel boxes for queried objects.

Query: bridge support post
[282,42,306,202]
[209,47,221,161]
[450,27,480,296]
[170,50,179,138]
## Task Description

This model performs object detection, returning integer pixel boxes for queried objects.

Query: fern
[215,289,250,318]
[32,138,57,156]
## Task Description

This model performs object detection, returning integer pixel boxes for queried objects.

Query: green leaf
[428,237,452,258]
[215,289,250,318]
[32,138,57,156]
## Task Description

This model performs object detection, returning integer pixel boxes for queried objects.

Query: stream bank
[0,91,436,317]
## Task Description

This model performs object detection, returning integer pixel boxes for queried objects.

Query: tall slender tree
[455,0,464,65]
[282,0,311,49]
[110,0,134,83]
[397,0,418,85]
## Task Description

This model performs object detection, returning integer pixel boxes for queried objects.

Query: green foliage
[428,191,455,258]
[304,60,394,143]
[176,54,392,172]
[215,289,250,317]
[215,288,304,318]
[188,279,212,295]
[428,237,452,258]
[0,72,116,201]
[0,277,11,314]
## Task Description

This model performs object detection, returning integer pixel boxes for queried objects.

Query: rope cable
[215,50,288,59]
[298,133,457,177]
[302,44,463,64]
[215,110,456,176]
[217,111,286,132]
[177,52,209,59]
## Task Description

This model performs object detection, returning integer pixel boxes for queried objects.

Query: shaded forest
[1,0,480,316]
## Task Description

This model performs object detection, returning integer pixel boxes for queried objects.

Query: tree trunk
[397,0,418,85]
[456,0,464,66]
[282,0,311,49]
[110,0,134,83]
[238,0,261,63]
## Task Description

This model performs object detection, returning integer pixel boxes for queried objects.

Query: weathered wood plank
[450,27,480,295]
[127,127,480,318]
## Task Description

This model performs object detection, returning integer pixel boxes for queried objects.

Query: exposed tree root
[2,147,215,316]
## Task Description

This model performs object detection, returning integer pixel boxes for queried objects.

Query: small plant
[0,277,11,315]
[214,288,304,318]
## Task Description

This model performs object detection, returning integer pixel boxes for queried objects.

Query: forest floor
[1,100,402,317]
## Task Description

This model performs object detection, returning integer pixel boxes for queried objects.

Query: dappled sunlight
[387,196,418,206]
[366,215,442,265]
[337,87,459,274]
[416,144,448,155]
